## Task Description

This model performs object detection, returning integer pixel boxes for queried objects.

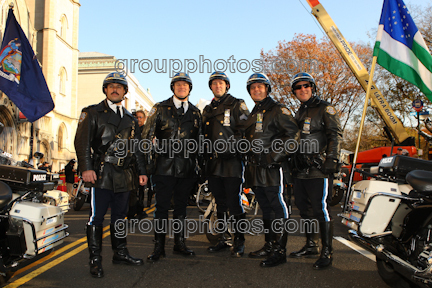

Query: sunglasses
[293,83,312,91]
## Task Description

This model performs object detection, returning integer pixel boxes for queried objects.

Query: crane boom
[305,0,415,145]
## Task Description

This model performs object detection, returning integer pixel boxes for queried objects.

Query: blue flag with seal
[373,0,432,101]
[0,9,54,122]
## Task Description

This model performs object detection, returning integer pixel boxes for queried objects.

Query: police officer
[244,73,299,267]
[143,72,202,261]
[75,72,148,278]
[127,110,148,220]
[202,71,250,256]
[288,72,342,270]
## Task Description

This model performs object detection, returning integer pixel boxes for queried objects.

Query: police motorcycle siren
[0,126,69,284]
[340,155,432,287]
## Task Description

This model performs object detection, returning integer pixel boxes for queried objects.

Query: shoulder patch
[149,106,157,117]
[281,107,291,116]
[79,112,87,124]
[326,106,337,115]
[240,102,248,111]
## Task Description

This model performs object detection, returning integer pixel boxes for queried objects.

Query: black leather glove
[322,158,338,175]
[293,154,309,171]
[260,154,280,169]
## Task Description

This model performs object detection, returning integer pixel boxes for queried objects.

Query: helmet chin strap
[108,96,125,104]
[174,94,188,101]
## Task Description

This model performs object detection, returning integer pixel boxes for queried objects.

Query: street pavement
[2,201,388,288]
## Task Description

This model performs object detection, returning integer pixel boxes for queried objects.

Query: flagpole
[344,56,378,212]
[28,122,34,164]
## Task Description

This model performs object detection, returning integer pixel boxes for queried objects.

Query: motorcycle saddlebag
[9,202,66,256]
[342,180,401,235]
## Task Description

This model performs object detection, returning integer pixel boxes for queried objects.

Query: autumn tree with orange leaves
[261,34,373,130]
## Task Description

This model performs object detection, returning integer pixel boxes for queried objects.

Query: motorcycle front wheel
[329,186,345,206]
[73,192,86,211]
[205,211,232,245]
[196,181,212,214]
[376,258,414,288]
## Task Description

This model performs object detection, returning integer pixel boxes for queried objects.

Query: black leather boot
[110,224,144,265]
[147,219,166,262]
[313,221,333,270]
[260,219,288,267]
[231,213,246,258]
[289,227,320,258]
[173,215,195,256]
[208,212,230,252]
[87,225,104,278]
[249,219,273,258]
[135,203,148,219]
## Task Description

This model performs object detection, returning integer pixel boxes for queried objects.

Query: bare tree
[260,34,373,131]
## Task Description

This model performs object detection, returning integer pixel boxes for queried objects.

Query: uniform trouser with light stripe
[293,178,332,223]
[87,187,130,226]
[208,176,244,215]
[253,185,289,220]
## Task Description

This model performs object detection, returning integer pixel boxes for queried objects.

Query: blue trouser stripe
[321,178,331,222]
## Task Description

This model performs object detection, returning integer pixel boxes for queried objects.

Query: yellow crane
[305,0,415,146]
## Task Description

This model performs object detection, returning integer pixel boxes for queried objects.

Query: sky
[78,0,428,111]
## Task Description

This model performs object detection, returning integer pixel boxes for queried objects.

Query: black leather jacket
[294,96,343,179]
[202,94,250,178]
[243,97,299,187]
[74,99,146,192]
[143,96,202,178]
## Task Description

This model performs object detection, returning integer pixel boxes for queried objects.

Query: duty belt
[104,155,126,166]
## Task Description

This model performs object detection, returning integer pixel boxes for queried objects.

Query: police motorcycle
[327,149,351,206]
[330,169,347,206]
[340,155,432,287]
[0,125,69,284]
[72,176,90,211]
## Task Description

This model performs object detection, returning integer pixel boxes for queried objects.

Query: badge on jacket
[255,113,263,133]
[302,117,311,134]
[224,109,230,126]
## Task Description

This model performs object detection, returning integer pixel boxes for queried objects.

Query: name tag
[255,113,263,133]
[223,109,230,126]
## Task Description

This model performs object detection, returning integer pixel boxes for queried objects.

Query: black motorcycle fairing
[391,203,412,239]
[398,205,432,244]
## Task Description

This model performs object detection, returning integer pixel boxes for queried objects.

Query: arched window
[59,67,67,95]
[58,127,63,153]
[57,124,65,153]
[60,15,68,39]
[0,106,16,155]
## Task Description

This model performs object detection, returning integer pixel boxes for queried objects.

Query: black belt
[212,152,237,159]
[104,155,126,166]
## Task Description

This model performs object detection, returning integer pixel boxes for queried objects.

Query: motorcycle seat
[406,170,432,194]
[0,181,12,209]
